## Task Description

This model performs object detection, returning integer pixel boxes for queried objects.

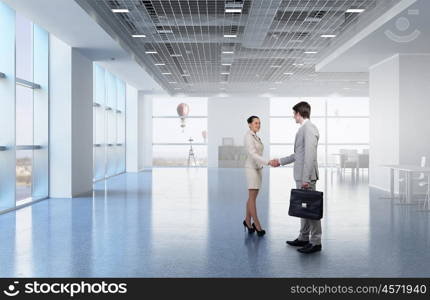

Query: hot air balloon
[176,103,189,131]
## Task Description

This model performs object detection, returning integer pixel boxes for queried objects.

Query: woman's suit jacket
[244,130,268,169]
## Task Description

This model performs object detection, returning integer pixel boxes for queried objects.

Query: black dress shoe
[297,244,322,254]
[286,239,309,247]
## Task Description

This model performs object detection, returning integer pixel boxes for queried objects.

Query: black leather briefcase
[288,189,324,220]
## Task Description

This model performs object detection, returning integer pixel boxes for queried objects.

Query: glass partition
[93,63,126,181]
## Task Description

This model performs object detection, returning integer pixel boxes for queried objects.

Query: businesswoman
[243,116,269,236]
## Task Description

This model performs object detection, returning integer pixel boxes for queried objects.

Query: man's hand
[301,182,310,189]
[269,159,280,167]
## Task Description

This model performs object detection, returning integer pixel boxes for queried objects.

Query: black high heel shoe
[252,223,266,237]
[243,220,255,234]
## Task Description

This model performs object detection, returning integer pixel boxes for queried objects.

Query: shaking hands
[268,159,281,167]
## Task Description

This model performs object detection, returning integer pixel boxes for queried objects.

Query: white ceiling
[2,0,162,92]
[6,0,422,97]
[316,0,430,72]
[75,0,394,97]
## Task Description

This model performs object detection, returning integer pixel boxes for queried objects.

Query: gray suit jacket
[279,120,319,183]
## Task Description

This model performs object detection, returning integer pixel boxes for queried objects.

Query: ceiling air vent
[139,0,160,24]
[107,0,121,9]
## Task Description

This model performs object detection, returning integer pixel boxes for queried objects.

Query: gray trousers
[295,180,322,245]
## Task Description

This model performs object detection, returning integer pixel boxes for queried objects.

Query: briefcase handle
[300,186,312,190]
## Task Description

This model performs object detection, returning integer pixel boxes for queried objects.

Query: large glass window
[152,96,208,167]
[270,97,369,167]
[0,3,49,211]
[93,63,126,181]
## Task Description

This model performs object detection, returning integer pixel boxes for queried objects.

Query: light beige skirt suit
[244,130,269,189]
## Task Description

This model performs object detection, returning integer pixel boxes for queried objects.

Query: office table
[381,164,430,204]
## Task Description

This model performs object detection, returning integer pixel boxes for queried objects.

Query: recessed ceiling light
[304,51,318,54]
[321,34,336,38]
[157,29,173,34]
[275,81,282,84]
[168,82,177,84]
[112,8,129,13]
[222,51,234,54]
[221,63,232,66]
[132,34,146,38]
[224,34,237,38]
[292,63,304,67]
[221,72,230,75]
[283,72,294,75]
[269,87,277,90]
[182,74,191,77]
[170,54,182,57]
[154,63,165,66]
[270,65,281,68]
[162,73,172,75]
[225,8,242,13]
[346,8,365,13]
[145,51,157,54]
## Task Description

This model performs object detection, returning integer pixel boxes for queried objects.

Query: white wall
[49,35,72,197]
[207,96,270,168]
[71,48,93,196]
[370,54,430,191]
[398,54,430,165]
[49,35,93,198]
[369,55,400,191]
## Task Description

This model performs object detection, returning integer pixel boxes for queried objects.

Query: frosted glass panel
[0,1,16,209]
[94,64,105,104]
[32,24,49,200]
[15,14,33,82]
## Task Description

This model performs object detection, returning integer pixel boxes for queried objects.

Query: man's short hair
[293,101,311,119]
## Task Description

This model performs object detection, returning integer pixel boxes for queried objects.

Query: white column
[369,54,430,191]
[139,92,153,169]
[49,35,93,198]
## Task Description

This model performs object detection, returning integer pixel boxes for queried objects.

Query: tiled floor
[0,167,429,277]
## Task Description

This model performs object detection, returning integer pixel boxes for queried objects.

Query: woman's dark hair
[247,116,260,124]
[292,101,311,119]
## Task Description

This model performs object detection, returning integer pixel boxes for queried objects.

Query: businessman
[270,101,321,254]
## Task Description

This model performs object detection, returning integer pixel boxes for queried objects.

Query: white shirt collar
[300,119,309,127]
